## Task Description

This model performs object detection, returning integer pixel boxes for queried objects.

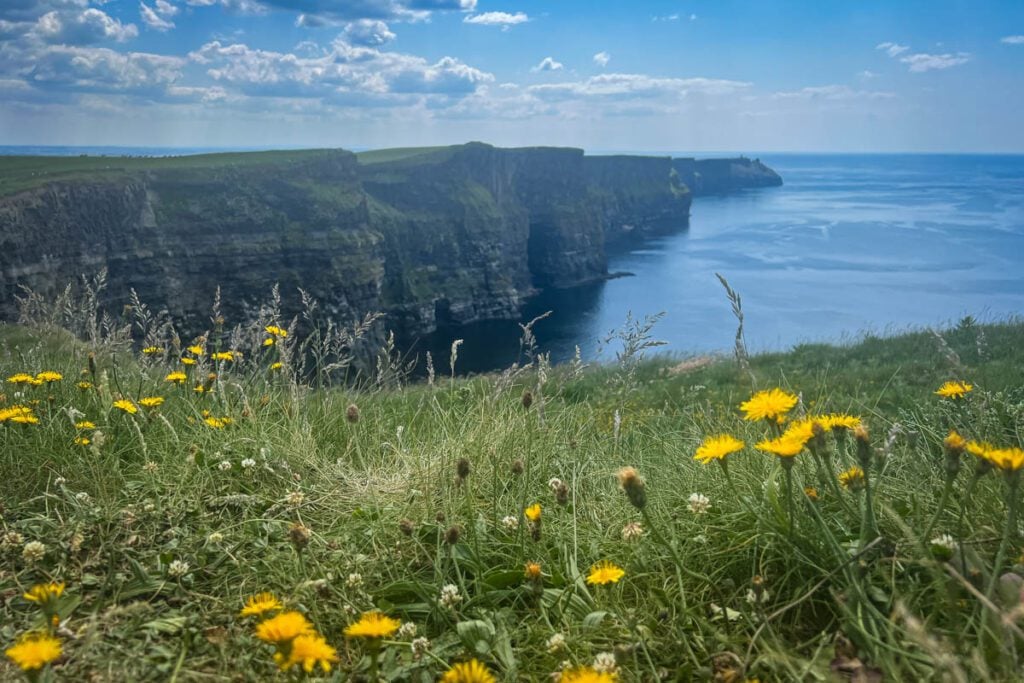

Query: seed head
[455,457,471,482]
[346,404,360,424]
[521,390,533,409]
[444,525,461,545]
[510,459,524,476]
[616,466,647,510]
[289,522,312,551]
[399,518,416,536]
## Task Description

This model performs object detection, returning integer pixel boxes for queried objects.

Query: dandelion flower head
[740,388,798,421]
[694,434,744,464]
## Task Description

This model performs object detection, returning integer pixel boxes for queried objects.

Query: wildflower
[621,521,644,541]
[6,373,37,384]
[22,541,46,563]
[456,457,471,482]
[240,592,283,617]
[241,458,256,469]
[944,430,967,453]
[586,560,625,586]
[35,371,63,383]
[838,466,866,491]
[688,492,712,514]
[441,659,497,683]
[985,446,1024,473]
[346,573,363,589]
[142,346,164,355]
[211,351,236,362]
[818,413,862,431]
[265,324,288,338]
[275,632,338,674]
[207,532,224,544]
[546,633,567,653]
[397,622,417,639]
[74,436,90,446]
[616,466,647,509]
[288,522,311,551]
[5,632,61,671]
[445,526,461,545]
[343,611,400,639]
[218,461,232,471]
[139,396,164,409]
[746,588,770,605]
[165,371,187,384]
[285,490,305,507]
[143,461,159,473]
[0,405,36,423]
[931,534,957,552]
[74,491,91,503]
[399,518,416,536]
[255,611,314,644]
[270,362,283,371]
[804,487,819,501]
[935,381,973,399]
[346,404,359,423]
[187,345,205,356]
[411,636,430,660]
[77,381,93,390]
[439,583,463,609]
[263,337,276,347]
[593,652,618,674]
[561,667,617,683]
[694,434,745,464]
[524,562,542,581]
[75,420,96,430]
[501,515,519,531]
[23,582,64,605]
[755,434,806,458]
[167,560,190,578]
[3,531,25,546]
[113,399,137,415]
[524,503,541,523]
[710,603,743,622]
[180,357,197,366]
[740,388,798,422]
[204,416,228,429]
[510,459,524,475]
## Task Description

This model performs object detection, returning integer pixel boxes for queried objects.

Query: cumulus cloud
[899,51,970,72]
[592,51,610,67]
[531,56,562,72]
[876,42,908,57]
[343,19,395,46]
[463,11,528,29]
[0,0,88,22]
[155,0,179,16]
[33,8,138,43]
[1000,35,1024,45]
[26,45,184,91]
[140,2,175,31]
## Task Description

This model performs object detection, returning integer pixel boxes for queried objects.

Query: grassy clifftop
[1,313,1023,680]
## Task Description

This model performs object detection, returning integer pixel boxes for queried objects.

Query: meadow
[2,281,1024,681]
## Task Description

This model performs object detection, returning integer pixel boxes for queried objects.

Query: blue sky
[1,0,1022,152]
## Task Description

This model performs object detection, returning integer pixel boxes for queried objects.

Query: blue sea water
[422,154,1024,372]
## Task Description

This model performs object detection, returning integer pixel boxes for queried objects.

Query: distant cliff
[0,144,778,337]
[672,156,782,195]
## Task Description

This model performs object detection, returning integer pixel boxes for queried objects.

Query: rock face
[0,144,777,337]
[672,156,782,195]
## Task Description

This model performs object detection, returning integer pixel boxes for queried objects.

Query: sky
[1,0,1023,152]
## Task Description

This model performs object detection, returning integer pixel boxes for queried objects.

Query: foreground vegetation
[2,291,1023,681]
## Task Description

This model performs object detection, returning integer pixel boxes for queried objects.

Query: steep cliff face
[0,143,724,337]
[672,157,782,195]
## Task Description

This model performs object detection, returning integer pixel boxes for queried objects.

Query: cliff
[0,144,778,338]
[672,156,782,195]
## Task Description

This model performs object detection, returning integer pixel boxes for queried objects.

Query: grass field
[2,301,1023,681]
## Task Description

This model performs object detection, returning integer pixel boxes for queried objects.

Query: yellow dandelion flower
[755,434,806,458]
[944,430,967,451]
[139,396,164,409]
[8,414,39,425]
[5,632,62,671]
[838,466,865,490]
[985,446,1024,472]
[74,436,90,446]
[240,592,283,618]
[694,434,745,464]
[966,440,996,460]
[0,406,35,423]
[165,371,187,383]
[142,346,164,355]
[113,399,137,415]
[343,611,400,639]
[180,357,197,366]
[187,345,205,356]
[586,560,625,586]
[254,611,313,644]
[35,371,63,383]
[265,325,288,338]
[77,381,93,390]
[274,632,338,674]
[524,503,541,523]
[935,381,973,399]
[75,420,96,430]
[263,337,276,347]
[23,582,64,604]
[560,667,618,683]
[6,373,36,384]
[211,351,237,362]
[204,416,228,429]
[270,362,283,371]
[524,562,542,580]
[740,388,798,422]
[818,413,861,431]
[804,487,819,501]
[441,659,497,683]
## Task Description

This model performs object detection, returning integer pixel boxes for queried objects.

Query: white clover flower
[931,534,957,552]
[167,559,190,578]
[3,531,25,546]
[54,476,67,486]
[397,622,418,639]
[240,458,256,470]
[621,521,644,541]
[548,477,564,492]
[74,491,91,504]
[411,636,430,660]
[207,531,224,545]
[688,492,711,515]
[143,462,159,473]
[545,633,567,653]
[346,573,364,589]
[22,541,46,562]
[593,652,618,674]
[501,515,519,531]
[218,460,232,471]
[285,490,305,507]
[438,583,462,609]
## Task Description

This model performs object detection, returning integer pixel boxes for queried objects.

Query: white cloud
[858,70,877,79]
[0,0,89,22]
[463,11,527,30]
[343,19,395,46]
[33,8,138,43]
[531,56,562,72]
[140,2,174,31]
[652,14,679,22]
[876,42,909,57]
[155,0,179,16]
[26,45,184,90]
[689,13,697,21]
[772,84,895,100]
[527,73,751,102]
[1001,35,1024,45]
[899,52,970,72]
[592,51,610,67]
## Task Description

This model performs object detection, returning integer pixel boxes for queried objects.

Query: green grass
[355,147,452,166]
[2,316,1024,681]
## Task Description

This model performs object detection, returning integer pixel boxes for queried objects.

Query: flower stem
[781,458,795,538]
[922,477,954,546]
[985,474,1020,601]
